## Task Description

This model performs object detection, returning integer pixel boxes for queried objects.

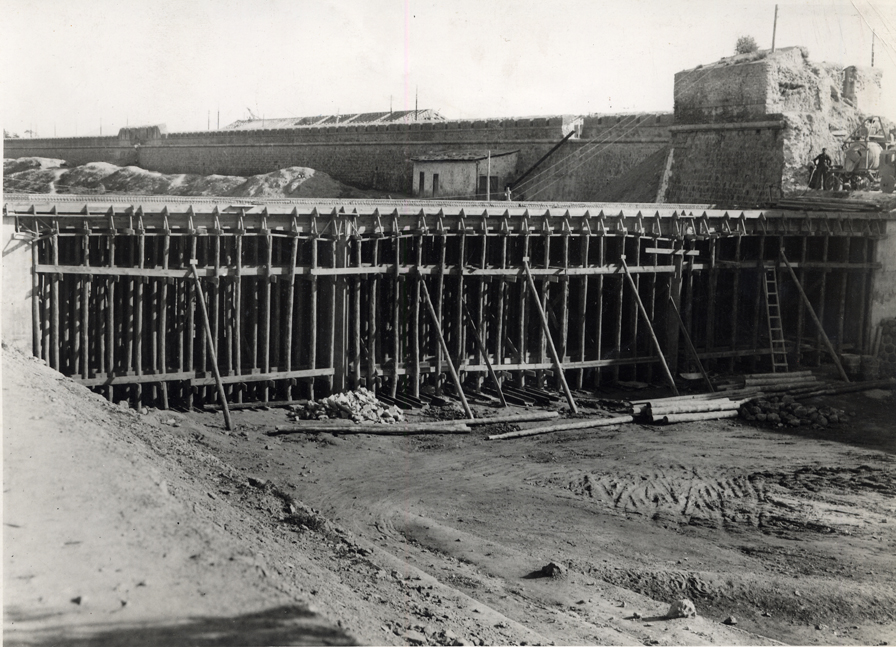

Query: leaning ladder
[762,265,789,372]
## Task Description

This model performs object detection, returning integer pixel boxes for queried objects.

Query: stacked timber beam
[5,195,890,409]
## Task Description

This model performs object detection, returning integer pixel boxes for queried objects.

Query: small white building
[411,150,519,199]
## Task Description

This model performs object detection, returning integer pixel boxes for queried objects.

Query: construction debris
[287,388,405,424]
[739,395,849,428]
[486,415,633,440]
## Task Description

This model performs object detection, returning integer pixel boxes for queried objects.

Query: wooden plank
[856,238,869,352]
[463,300,507,407]
[190,262,233,430]
[619,256,679,396]
[488,415,632,440]
[32,262,688,278]
[419,274,473,419]
[780,251,849,382]
[521,259,578,412]
[668,296,714,391]
[629,237,641,381]
[79,226,90,379]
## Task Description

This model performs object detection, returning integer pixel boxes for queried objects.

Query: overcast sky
[3,0,896,138]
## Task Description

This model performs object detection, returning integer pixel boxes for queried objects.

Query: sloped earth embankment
[5,343,895,645]
[3,157,393,199]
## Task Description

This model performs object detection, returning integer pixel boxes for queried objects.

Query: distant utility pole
[208,110,210,131]
[415,87,418,120]
[771,4,778,52]
[872,30,876,67]
[217,109,220,130]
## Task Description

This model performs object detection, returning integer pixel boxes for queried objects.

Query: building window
[419,171,425,196]
[432,173,439,196]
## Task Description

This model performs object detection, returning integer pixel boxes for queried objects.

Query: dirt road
[5,345,895,645]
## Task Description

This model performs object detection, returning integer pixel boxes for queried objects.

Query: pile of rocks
[288,388,405,424]
[739,394,849,428]
[878,317,896,378]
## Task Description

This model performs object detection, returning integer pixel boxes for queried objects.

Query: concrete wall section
[870,220,896,327]
[1,218,34,351]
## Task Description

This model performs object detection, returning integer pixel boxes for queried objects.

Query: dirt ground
[4,345,896,646]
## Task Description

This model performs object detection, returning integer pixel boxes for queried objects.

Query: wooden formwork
[5,196,888,408]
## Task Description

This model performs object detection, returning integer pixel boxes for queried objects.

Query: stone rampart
[5,115,671,200]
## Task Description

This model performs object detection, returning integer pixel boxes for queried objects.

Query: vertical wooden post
[476,231,488,392]
[728,236,742,372]
[455,229,466,376]
[494,232,507,385]
[575,232,590,389]
[80,222,90,380]
[309,235,319,399]
[419,276,473,419]
[368,237,379,393]
[521,259,578,412]
[612,241,624,384]
[750,235,766,372]
[263,226,274,402]
[794,237,808,368]
[705,238,718,372]
[815,236,829,367]
[234,224,243,402]
[538,228,551,388]
[435,231,447,394]
[352,234,363,389]
[559,229,570,390]
[594,235,605,387]
[135,219,145,405]
[51,227,60,371]
[190,262,233,430]
[412,234,422,397]
[284,223,299,399]
[665,244,683,377]
[31,238,41,358]
[390,233,401,397]
[517,228,530,387]
[159,220,170,409]
[186,226,197,410]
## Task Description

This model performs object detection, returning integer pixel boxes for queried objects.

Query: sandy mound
[3,159,392,199]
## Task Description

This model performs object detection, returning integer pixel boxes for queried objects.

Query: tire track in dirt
[527,463,896,534]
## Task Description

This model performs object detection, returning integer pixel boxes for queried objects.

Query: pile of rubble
[738,395,849,428]
[287,388,405,424]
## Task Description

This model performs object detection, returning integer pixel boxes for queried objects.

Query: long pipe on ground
[487,415,633,440]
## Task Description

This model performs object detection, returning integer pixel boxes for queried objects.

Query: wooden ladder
[762,266,789,372]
